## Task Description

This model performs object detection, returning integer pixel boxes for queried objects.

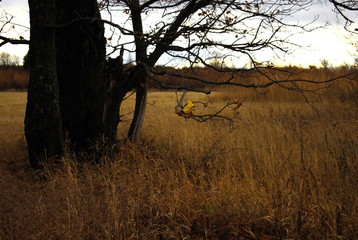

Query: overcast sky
[0,0,357,67]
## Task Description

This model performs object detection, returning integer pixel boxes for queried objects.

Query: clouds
[0,0,356,67]
[0,0,29,59]
[280,26,356,67]
[0,0,26,8]
[0,0,28,18]
[0,0,29,25]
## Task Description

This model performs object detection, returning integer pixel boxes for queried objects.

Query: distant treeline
[149,65,358,102]
[1,65,357,103]
[0,66,29,91]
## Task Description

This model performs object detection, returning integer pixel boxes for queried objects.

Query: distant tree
[320,59,329,69]
[0,52,20,66]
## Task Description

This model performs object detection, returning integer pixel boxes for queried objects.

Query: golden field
[0,73,358,239]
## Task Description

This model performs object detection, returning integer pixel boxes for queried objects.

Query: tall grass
[1,65,357,102]
[0,88,357,239]
[153,65,358,103]
[0,67,29,91]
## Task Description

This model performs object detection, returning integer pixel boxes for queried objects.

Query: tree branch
[139,62,211,94]
[0,35,29,47]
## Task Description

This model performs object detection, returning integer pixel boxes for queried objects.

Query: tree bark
[55,0,108,151]
[126,0,149,143]
[103,48,130,146]
[104,60,145,145]
[25,0,64,168]
[128,79,147,143]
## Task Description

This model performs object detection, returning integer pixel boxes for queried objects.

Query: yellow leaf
[182,100,194,114]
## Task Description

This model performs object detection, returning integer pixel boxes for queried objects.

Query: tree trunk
[127,0,149,143]
[25,0,64,168]
[104,60,145,145]
[128,79,147,143]
[55,0,108,151]
[102,80,126,147]
[103,49,129,146]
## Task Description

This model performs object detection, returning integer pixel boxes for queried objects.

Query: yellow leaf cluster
[182,100,194,114]
[176,100,194,117]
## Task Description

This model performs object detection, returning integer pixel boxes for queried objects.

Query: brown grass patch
[0,67,29,91]
[0,88,358,239]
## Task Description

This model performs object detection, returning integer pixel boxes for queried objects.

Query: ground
[0,90,357,239]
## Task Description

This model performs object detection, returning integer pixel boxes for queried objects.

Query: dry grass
[160,66,358,103]
[0,87,358,239]
[0,67,29,91]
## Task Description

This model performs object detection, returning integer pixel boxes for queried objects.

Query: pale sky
[0,0,357,68]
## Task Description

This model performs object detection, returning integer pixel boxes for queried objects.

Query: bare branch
[139,62,211,94]
[174,92,242,130]
[328,0,358,30]
[329,0,358,11]
[0,35,29,47]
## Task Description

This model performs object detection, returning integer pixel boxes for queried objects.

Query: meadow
[0,67,358,239]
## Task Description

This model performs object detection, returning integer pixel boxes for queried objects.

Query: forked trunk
[103,48,130,146]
